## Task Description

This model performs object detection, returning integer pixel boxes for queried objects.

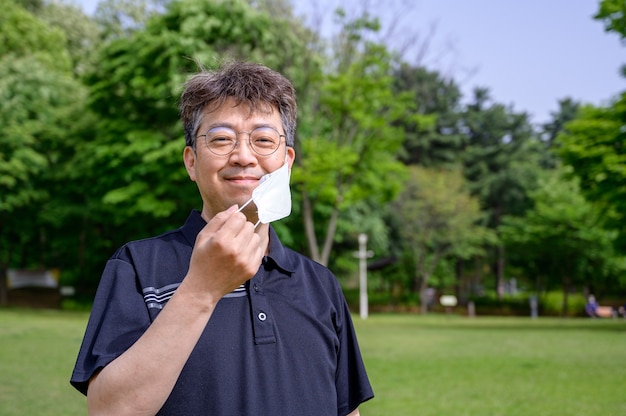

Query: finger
[203,205,240,234]
[218,210,253,240]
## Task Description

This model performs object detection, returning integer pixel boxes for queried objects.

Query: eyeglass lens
[204,127,282,155]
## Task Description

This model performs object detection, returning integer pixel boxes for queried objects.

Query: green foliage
[556,95,626,253]
[539,291,587,317]
[468,291,588,317]
[462,88,542,221]
[392,166,496,312]
[297,46,408,207]
[458,87,546,295]
[500,168,626,303]
[295,10,410,264]
[94,0,161,40]
[539,98,580,168]
[0,0,72,72]
[395,166,494,258]
[84,0,311,224]
[46,0,319,289]
[469,293,533,316]
[595,0,626,42]
[393,63,463,167]
[0,0,94,292]
[0,56,87,206]
[2,0,625,300]
[36,0,101,75]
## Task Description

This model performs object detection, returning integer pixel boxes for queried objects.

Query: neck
[255,223,271,256]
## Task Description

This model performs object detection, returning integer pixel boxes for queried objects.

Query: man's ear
[183,146,197,182]
[286,146,295,170]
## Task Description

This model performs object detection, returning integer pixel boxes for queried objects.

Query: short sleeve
[334,290,374,415]
[70,256,151,395]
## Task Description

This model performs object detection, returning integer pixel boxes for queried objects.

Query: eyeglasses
[197,126,286,156]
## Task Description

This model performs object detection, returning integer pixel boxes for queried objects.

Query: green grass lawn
[1,308,625,415]
[356,314,626,416]
[0,308,88,415]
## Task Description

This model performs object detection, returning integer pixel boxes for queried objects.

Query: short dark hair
[180,61,297,149]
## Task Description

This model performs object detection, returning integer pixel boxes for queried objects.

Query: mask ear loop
[238,197,254,212]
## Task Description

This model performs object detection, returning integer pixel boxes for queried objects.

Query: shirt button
[258,312,267,321]
[253,284,260,292]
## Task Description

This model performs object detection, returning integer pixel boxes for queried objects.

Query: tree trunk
[472,257,483,297]
[455,258,464,301]
[495,244,505,299]
[0,219,11,305]
[415,247,443,314]
[0,264,7,306]
[301,190,341,267]
[562,278,571,317]
[319,206,339,267]
[419,275,429,315]
[302,191,320,263]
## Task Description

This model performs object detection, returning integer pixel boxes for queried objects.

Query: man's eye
[210,136,233,144]
[253,137,276,146]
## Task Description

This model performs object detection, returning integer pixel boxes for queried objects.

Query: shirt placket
[248,258,277,345]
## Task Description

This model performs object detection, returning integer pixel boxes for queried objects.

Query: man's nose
[229,138,258,165]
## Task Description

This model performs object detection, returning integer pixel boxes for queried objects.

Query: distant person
[585,294,599,317]
[70,61,373,415]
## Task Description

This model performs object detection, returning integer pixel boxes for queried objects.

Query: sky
[396,0,625,125]
[76,0,624,126]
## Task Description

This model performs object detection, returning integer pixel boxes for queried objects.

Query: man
[70,61,374,415]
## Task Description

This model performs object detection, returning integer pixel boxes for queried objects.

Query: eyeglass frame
[195,125,287,156]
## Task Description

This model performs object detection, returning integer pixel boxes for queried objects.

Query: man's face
[183,98,295,222]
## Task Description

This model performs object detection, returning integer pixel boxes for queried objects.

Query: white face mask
[238,162,291,226]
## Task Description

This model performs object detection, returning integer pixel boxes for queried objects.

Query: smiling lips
[223,174,263,193]
[222,168,263,184]
[228,175,260,181]
[226,175,260,186]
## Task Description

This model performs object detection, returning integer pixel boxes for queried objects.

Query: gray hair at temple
[179,61,297,150]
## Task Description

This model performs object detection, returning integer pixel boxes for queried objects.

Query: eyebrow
[206,122,280,131]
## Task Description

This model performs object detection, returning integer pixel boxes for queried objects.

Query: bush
[468,291,588,317]
[539,291,587,317]
[342,287,419,312]
[469,293,532,316]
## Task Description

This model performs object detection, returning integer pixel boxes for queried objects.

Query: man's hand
[185,205,266,304]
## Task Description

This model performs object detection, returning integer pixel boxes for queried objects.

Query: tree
[0,0,91,302]
[539,98,580,168]
[500,168,625,314]
[393,166,495,314]
[293,10,410,266]
[35,0,101,75]
[64,0,317,290]
[392,63,462,167]
[461,87,542,297]
[556,94,626,253]
[94,0,165,40]
[0,0,72,72]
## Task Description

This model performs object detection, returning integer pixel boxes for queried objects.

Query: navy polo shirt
[70,210,373,415]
